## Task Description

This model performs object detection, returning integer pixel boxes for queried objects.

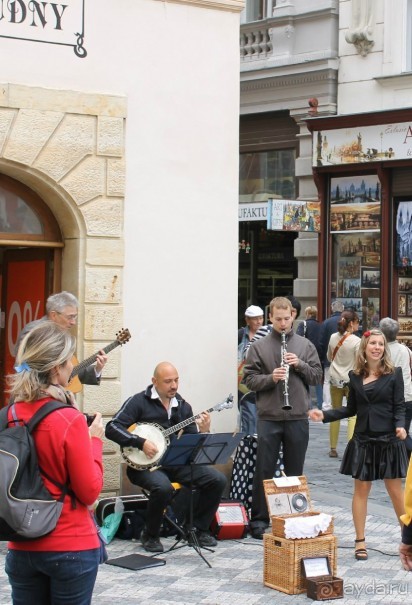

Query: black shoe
[250,527,265,540]
[141,531,164,553]
[188,529,217,547]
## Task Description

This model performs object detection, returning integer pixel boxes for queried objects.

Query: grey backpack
[0,400,71,541]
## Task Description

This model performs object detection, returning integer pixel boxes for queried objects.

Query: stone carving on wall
[345,0,375,56]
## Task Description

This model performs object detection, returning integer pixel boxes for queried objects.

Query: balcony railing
[240,21,273,61]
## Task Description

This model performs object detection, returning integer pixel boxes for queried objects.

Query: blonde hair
[269,297,292,315]
[305,306,317,320]
[8,321,76,402]
[353,329,394,377]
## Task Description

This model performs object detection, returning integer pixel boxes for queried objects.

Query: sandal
[329,448,338,458]
[355,538,368,560]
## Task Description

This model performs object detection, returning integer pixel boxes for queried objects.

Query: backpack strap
[22,400,75,506]
[331,333,351,362]
[26,400,71,433]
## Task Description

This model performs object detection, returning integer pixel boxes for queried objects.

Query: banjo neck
[163,406,215,438]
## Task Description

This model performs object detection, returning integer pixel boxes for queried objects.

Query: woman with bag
[326,310,360,458]
[4,320,104,605]
[310,329,408,561]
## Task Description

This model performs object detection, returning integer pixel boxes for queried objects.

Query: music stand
[159,431,244,568]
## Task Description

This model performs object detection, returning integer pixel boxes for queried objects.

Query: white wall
[338,0,412,114]
[0,0,241,430]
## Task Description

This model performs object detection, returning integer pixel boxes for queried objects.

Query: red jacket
[8,397,103,552]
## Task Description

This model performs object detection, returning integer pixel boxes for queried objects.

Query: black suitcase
[95,494,148,526]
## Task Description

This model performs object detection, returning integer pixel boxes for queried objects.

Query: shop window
[0,175,61,243]
[329,175,381,332]
[0,188,42,235]
[239,149,296,202]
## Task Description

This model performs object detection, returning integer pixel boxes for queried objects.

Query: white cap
[245,305,264,318]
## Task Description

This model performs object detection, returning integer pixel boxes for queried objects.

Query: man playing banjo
[105,361,227,553]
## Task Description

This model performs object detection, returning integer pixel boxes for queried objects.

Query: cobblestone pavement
[1,421,411,604]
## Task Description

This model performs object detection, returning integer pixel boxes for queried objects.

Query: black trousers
[127,465,226,538]
[250,418,309,529]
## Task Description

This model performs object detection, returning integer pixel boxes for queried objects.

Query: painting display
[312,122,412,167]
[396,269,412,335]
[395,201,412,267]
[330,175,381,234]
[330,175,382,331]
[267,199,321,232]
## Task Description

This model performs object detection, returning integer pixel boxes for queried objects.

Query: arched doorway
[0,174,63,400]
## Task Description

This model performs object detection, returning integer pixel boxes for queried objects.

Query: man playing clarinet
[242,297,322,540]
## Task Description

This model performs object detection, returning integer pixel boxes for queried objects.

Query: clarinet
[280,330,292,410]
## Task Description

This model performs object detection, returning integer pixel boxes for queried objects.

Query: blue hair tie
[14,362,31,373]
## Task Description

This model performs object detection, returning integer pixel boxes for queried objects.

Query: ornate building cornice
[154,0,244,12]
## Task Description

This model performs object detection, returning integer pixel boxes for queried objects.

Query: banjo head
[122,422,169,470]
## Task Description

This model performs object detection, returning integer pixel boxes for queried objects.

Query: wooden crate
[271,511,334,538]
[306,576,343,601]
[263,534,337,595]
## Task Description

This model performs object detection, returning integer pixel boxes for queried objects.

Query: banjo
[121,394,234,470]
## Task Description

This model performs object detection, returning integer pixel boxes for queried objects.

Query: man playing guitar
[105,362,227,554]
[15,291,108,393]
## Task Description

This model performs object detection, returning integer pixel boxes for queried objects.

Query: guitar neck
[70,340,120,378]
[164,406,215,437]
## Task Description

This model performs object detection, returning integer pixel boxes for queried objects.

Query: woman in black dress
[309,329,408,560]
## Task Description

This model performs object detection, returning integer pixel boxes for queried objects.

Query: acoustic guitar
[68,328,131,393]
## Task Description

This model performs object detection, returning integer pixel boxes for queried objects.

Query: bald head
[152,362,179,402]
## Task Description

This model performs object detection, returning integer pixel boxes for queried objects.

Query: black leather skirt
[339,432,409,481]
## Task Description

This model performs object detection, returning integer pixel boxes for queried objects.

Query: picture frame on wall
[399,318,412,333]
[338,258,361,280]
[330,175,381,234]
[336,233,381,263]
[340,298,362,313]
[396,201,412,267]
[361,268,380,289]
[399,277,412,292]
[407,295,412,317]
[341,279,361,298]
[399,294,407,316]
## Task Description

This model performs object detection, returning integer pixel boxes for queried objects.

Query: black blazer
[323,366,405,433]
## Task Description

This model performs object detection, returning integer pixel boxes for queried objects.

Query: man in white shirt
[379,317,412,453]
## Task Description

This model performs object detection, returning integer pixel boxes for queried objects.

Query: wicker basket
[263,533,337,595]
[271,511,334,538]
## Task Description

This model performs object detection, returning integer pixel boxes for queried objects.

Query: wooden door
[0,249,52,403]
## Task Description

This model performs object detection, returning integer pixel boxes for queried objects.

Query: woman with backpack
[4,320,104,605]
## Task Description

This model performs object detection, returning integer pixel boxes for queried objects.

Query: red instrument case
[210,501,249,540]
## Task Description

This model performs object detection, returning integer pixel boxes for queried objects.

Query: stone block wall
[0,83,126,494]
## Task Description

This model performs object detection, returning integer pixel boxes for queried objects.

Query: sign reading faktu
[0,0,87,58]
